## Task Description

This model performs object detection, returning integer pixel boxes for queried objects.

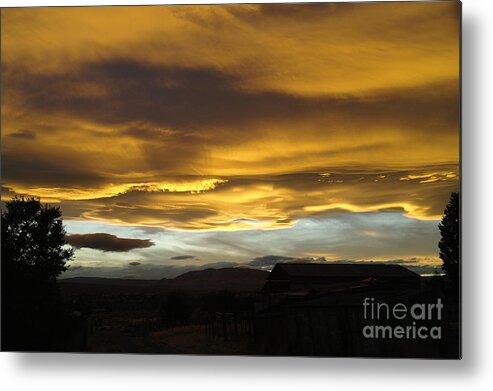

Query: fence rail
[205,311,254,342]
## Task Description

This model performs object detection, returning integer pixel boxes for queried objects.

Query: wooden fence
[205,311,254,342]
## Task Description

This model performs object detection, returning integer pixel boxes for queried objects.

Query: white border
[1,0,492,390]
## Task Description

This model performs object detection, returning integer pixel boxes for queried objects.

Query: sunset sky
[1,2,460,279]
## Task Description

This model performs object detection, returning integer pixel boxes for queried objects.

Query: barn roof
[268,263,420,279]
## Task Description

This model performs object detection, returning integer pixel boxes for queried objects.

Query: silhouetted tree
[1,197,75,351]
[438,192,460,282]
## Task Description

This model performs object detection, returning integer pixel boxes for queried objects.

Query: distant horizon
[58,255,444,280]
[58,260,441,281]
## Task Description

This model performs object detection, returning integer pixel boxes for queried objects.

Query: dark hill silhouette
[58,277,156,295]
[60,277,154,286]
[59,267,269,295]
[157,267,269,292]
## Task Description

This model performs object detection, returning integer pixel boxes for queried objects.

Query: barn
[262,263,421,295]
[254,263,459,357]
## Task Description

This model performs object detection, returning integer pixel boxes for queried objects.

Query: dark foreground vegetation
[58,278,263,354]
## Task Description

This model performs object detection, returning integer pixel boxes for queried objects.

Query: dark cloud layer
[5,59,458,140]
[8,61,306,130]
[66,233,154,252]
[170,255,196,260]
[8,130,36,140]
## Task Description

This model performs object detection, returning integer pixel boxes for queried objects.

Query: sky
[1,2,460,279]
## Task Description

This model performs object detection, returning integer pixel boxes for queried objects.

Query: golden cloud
[1,3,460,231]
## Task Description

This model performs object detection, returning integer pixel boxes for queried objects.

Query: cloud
[8,130,36,140]
[325,258,442,275]
[2,7,459,229]
[67,264,84,271]
[329,259,418,265]
[122,211,442,264]
[249,255,295,267]
[170,255,196,260]
[246,255,440,274]
[45,165,457,232]
[2,3,459,211]
[2,3,458,96]
[1,59,459,226]
[248,255,328,268]
[66,233,154,252]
